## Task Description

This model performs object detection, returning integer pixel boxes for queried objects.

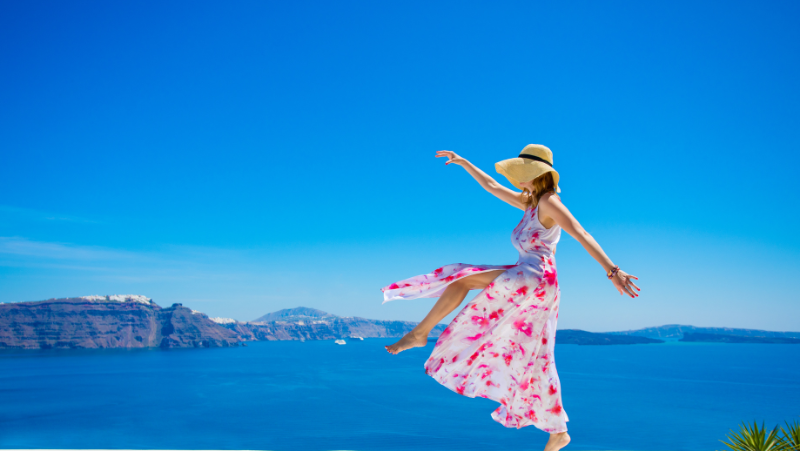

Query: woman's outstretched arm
[538,192,641,298]
[436,150,525,210]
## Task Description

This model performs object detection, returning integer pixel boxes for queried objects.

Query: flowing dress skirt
[382,259,569,432]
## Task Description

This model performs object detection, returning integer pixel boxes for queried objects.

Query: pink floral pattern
[381,205,568,432]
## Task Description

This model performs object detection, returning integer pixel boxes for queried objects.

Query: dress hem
[425,364,569,432]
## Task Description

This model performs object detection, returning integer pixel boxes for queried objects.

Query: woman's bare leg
[385,270,505,354]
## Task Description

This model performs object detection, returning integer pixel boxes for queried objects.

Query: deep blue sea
[1,339,798,450]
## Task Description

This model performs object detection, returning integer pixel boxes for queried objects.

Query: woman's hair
[520,172,557,209]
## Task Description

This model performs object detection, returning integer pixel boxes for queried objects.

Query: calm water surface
[1,339,798,450]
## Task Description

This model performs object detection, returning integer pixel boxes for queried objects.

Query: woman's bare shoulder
[540,191,562,206]
[538,191,568,219]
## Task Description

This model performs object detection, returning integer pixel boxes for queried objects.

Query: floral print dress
[381,204,568,432]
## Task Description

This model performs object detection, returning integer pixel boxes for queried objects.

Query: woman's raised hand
[435,150,466,166]
[612,270,640,298]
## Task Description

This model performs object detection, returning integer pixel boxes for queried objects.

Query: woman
[380,144,640,451]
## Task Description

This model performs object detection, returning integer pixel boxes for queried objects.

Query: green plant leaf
[720,421,785,451]
[779,420,800,451]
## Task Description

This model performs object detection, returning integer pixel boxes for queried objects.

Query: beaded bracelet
[607,265,620,279]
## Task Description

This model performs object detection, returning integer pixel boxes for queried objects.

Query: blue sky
[1,0,799,332]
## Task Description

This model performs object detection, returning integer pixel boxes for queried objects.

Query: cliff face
[0,301,445,350]
[157,305,241,348]
[215,307,447,342]
[0,296,240,349]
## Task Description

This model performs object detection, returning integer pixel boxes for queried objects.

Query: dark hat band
[519,154,553,167]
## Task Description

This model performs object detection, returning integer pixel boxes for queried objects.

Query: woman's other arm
[538,192,640,298]
[436,150,525,210]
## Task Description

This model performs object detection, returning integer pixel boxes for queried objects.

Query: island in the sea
[0,296,446,350]
[555,329,664,345]
[1,295,797,350]
[679,332,800,344]
[608,324,800,340]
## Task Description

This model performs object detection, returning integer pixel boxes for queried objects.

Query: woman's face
[518,179,533,191]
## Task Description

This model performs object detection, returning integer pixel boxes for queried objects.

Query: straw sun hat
[495,144,561,193]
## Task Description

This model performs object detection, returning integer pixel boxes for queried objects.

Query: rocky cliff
[214,307,448,341]
[0,300,446,349]
[0,295,241,349]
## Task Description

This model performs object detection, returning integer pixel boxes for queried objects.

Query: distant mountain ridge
[252,307,338,323]
[556,329,663,345]
[3,297,798,350]
[216,306,447,342]
[608,324,800,339]
[680,333,800,344]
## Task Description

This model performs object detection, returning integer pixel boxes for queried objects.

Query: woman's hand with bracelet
[610,267,640,298]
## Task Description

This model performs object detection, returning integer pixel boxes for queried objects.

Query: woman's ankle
[409,327,429,339]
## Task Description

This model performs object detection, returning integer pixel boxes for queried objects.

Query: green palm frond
[720,421,785,451]
[779,420,800,451]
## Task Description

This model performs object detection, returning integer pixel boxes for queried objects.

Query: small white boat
[348,336,364,341]
[334,339,346,345]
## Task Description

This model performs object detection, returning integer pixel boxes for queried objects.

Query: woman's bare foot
[543,432,570,451]
[385,331,428,354]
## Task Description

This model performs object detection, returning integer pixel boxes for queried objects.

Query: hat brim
[495,158,561,193]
